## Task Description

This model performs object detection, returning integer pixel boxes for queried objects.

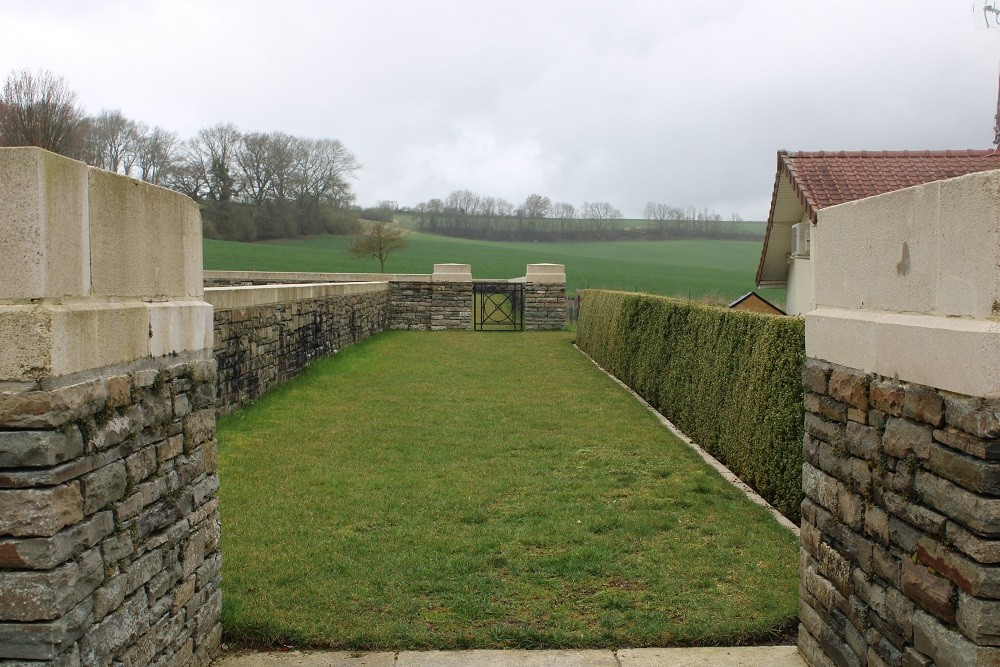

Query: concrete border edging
[574,344,800,536]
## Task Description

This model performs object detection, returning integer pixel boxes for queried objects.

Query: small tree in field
[348,221,408,272]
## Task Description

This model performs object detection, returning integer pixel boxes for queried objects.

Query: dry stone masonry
[207,283,389,414]
[0,147,220,667]
[799,361,1000,667]
[800,172,1000,666]
[207,264,566,411]
[0,353,221,667]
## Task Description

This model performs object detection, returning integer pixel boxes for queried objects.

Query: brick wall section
[798,358,1000,667]
[214,290,389,414]
[524,283,567,331]
[388,282,471,331]
[0,351,221,666]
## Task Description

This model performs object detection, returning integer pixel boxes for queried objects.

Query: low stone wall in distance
[799,360,1000,667]
[205,282,389,414]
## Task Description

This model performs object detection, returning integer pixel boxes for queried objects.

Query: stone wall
[799,171,1000,666]
[0,353,221,666]
[799,360,1000,667]
[0,147,219,667]
[524,283,567,331]
[205,283,389,414]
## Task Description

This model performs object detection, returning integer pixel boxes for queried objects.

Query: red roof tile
[779,149,1000,223]
[755,149,1000,287]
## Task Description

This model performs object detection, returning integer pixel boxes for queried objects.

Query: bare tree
[85,109,140,174]
[134,125,179,185]
[291,137,360,213]
[187,122,242,202]
[0,68,86,158]
[580,201,623,230]
[347,221,408,272]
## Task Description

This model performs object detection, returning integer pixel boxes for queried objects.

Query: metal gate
[473,282,524,331]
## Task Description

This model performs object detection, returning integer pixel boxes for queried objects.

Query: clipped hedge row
[577,290,805,522]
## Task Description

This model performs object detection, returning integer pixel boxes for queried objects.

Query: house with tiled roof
[755,149,1000,314]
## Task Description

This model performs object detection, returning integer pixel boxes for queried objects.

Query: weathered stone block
[0,596,90,660]
[956,590,1000,646]
[904,385,945,427]
[946,521,1000,564]
[846,422,880,461]
[916,472,1000,535]
[830,368,869,410]
[0,428,84,468]
[927,441,1000,496]
[918,537,1000,599]
[944,394,1000,440]
[804,463,840,514]
[0,482,84,537]
[0,510,112,570]
[78,589,151,665]
[807,413,846,449]
[883,417,932,460]
[80,460,128,514]
[934,427,1000,461]
[0,379,109,429]
[872,379,905,416]
[913,608,1000,667]
[0,546,102,621]
[902,557,957,624]
[125,448,157,485]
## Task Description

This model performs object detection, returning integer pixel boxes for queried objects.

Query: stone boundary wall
[524,283,567,330]
[0,352,221,666]
[798,360,1000,667]
[204,283,390,414]
[1,147,220,667]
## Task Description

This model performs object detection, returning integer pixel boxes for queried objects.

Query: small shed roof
[756,149,1000,287]
[728,291,785,316]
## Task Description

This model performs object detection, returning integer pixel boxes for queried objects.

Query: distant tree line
[0,68,362,242]
[407,190,763,241]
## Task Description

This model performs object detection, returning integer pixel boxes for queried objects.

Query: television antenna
[973,1,1000,30]
[974,3,1000,146]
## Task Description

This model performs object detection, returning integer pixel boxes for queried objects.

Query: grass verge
[217,331,799,650]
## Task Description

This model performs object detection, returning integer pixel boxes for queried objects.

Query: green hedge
[577,290,805,522]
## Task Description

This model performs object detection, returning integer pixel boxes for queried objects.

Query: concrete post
[0,148,221,666]
[798,171,1000,666]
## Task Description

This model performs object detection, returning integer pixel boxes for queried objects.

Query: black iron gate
[473,282,524,331]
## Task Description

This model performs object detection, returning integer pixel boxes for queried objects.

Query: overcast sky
[4,1,999,218]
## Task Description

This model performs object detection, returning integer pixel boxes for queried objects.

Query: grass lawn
[217,331,799,650]
[204,232,786,306]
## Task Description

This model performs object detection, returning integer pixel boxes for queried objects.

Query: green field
[204,232,783,305]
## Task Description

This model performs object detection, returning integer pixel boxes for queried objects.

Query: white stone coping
[525,263,566,284]
[0,300,213,383]
[806,307,1000,398]
[431,264,473,283]
[204,282,389,311]
[204,270,430,284]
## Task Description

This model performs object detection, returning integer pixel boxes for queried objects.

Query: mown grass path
[217,332,799,650]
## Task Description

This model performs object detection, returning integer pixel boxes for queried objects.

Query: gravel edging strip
[574,344,800,536]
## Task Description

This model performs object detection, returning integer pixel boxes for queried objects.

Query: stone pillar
[0,148,220,666]
[798,171,1000,666]
[430,263,472,330]
[523,263,566,330]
